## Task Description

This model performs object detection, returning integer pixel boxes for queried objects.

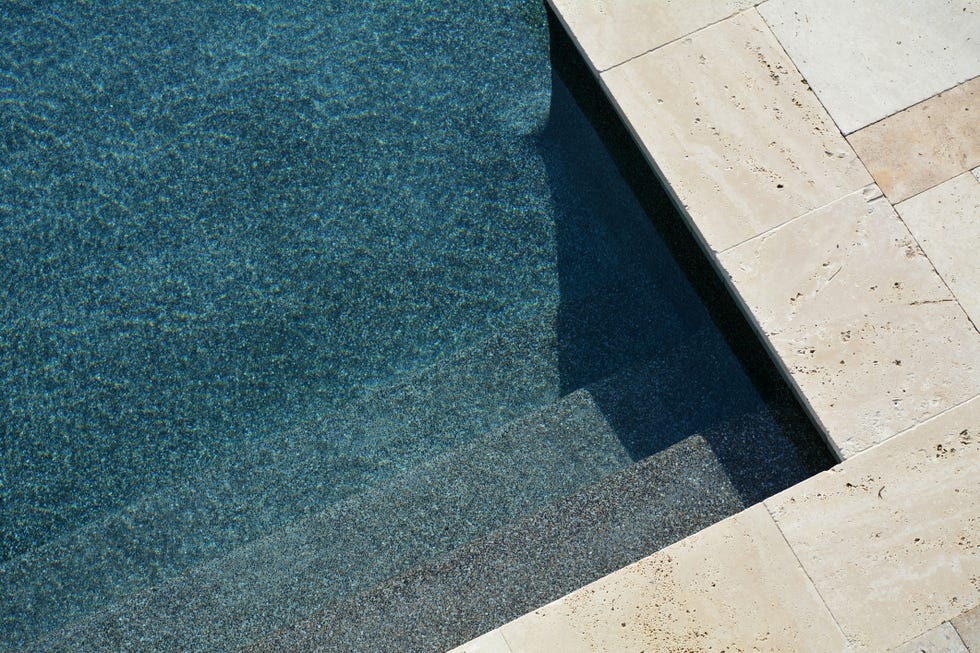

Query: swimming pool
[0,1,832,650]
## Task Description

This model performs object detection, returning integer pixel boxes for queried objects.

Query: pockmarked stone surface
[766,396,980,652]
[546,0,755,72]
[719,184,980,457]
[497,504,848,653]
[759,0,980,134]
[601,9,871,253]
[848,77,980,203]
[896,171,980,326]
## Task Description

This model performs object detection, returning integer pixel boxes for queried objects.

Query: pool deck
[453,2,979,651]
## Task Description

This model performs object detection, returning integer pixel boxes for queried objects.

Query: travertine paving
[547,0,758,73]
[895,171,980,326]
[954,605,980,651]
[453,1,980,651]
[601,9,872,254]
[766,397,979,651]
[847,77,980,204]
[498,505,848,652]
[454,400,979,652]
[889,623,969,653]
[719,184,978,457]
[758,0,980,134]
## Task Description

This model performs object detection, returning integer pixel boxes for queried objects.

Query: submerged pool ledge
[453,1,980,651]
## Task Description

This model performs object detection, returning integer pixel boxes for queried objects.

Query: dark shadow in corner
[539,5,835,505]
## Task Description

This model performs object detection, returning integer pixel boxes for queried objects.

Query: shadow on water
[540,6,835,504]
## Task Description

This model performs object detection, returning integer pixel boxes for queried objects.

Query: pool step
[1,269,690,649]
[24,325,788,653]
[26,367,641,652]
[245,434,744,653]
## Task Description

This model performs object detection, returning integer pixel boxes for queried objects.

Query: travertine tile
[896,171,980,325]
[497,504,849,652]
[766,396,980,652]
[718,184,980,457]
[953,604,980,652]
[447,629,513,653]
[547,0,755,72]
[889,622,969,653]
[601,10,871,253]
[759,0,980,134]
[848,78,980,203]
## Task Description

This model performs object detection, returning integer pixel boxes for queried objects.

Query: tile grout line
[890,195,980,335]
[589,6,877,266]
[755,6,851,137]
[598,6,762,74]
[717,182,882,256]
[846,75,980,337]
[841,73,980,137]
[497,628,517,653]
[890,166,980,207]
[846,392,980,460]
[762,501,856,651]
[717,9,885,257]
[758,13,976,136]
[953,620,972,651]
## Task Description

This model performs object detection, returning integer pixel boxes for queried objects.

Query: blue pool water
[1,1,832,649]
[1,0,562,558]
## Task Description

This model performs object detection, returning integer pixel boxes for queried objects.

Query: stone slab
[497,504,849,652]
[600,9,871,253]
[759,0,980,134]
[896,171,980,326]
[848,78,980,203]
[546,0,755,72]
[718,184,980,457]
[889,622,969,653]
[448,630,512,653]
[954,604,980,653]
[766,396,980,652]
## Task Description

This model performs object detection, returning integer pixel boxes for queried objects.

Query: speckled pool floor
[1,2,833,650]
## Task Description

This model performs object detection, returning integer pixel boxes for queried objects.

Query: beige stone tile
[547,0,755,72]
[896,171,980,326]
[889,622,969,653]
[498,504,849,653]
[953,604,980,652]
[600,10,871,253]
[448,629,513,653]
[718,184,980,457]
[848,78,980,203]
[759,0,980,134]
[766,396,980,652]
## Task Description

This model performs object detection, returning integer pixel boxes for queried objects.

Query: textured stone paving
[454,1,980,650]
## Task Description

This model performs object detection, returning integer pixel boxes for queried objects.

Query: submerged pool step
[26,328,770,653]
[24,320,780,653]
[28,376,640,652]
[1,270,690,650]
[246,434,744,653]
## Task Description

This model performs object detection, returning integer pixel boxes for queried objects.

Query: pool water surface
[0,1,833,649]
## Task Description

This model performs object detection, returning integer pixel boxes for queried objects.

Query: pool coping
[452,2,980,651]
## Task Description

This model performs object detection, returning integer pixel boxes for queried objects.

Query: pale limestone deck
[453,1,980,651]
